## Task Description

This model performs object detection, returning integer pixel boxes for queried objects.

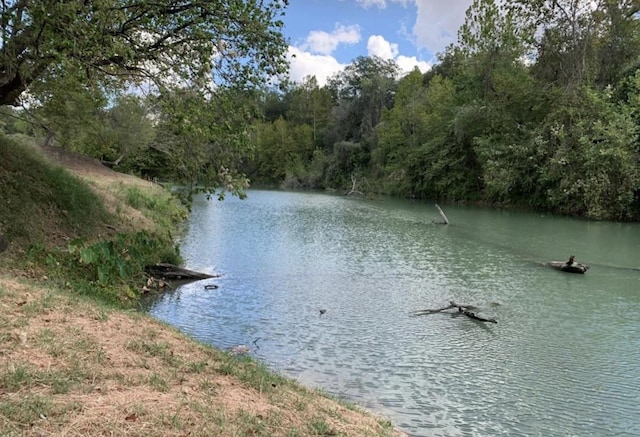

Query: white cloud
[303,24,361,55]
[355,0,387,8]
[412,0,473,56]
[367,35,398,59]
[367,35,430,74]
[396,55,430,74]
[287,46,346,86]
[354,0,410,7]
[349,0,473,57]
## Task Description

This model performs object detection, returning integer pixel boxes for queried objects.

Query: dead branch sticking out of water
[434,204,449,224]
[411,300,497,323]
[345,173,364,196]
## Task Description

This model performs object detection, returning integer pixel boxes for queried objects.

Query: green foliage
[285,76,334,145]
[125,88,254,202]
[123,186,187,229]
[27,231,181,307]
[33,76,109,156]
[0,0,289,106]
[70,231,179,282]
[326,56,399,145]
[374,69,429,195]
[242,29,640,220]
[101,95,155,162]
[534,87,639,219]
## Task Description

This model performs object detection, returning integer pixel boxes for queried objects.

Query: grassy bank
[0,136,403,436]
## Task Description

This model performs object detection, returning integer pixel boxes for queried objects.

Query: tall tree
[0,0,289,106]
[326,56,399,144]
[374,68,429,195]
[286,76,333,144]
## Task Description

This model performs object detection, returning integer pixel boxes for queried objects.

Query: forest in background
[247,0,640,221]
[2,0,640,221]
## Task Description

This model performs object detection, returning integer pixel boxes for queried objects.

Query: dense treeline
[1,0,639,221]
[246,0,640,221]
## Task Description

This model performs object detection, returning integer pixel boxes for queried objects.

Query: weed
[0,395,54,430]
[126,338,182,368]
[123,186,187,228]
[309,416,336,435]
[185,360,208,373]
[0,364,31,392]
[0,136,112,248]
[148,373,169,392]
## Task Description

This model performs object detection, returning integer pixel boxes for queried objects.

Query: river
[145,190,640,437]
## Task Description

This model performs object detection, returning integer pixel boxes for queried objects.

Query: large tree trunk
[0,71,28,106]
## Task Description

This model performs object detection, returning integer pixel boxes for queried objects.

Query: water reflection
[146,190,640,437]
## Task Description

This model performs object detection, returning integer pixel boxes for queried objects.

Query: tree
[374,68,429,195]
[35,75,108,155]
[286,76,333,144]
[102,95,155,165]
[0,0,289,106]
[326,56,399,144]
[593,0,640,88]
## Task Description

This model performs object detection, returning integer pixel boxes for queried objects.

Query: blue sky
[281,0,474,85]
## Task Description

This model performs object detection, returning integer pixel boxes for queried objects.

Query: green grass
[122,185,187,229]
[0,135,112,247]
[0,136,184,308]
[0,136,401,437]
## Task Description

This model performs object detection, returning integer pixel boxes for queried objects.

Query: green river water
[146,190,640,436]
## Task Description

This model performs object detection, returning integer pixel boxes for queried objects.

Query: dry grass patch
[37,144,168,234]
[0,275,404,437]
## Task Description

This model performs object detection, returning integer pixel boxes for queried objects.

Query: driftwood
[459,309,497,323]
[410,301,477,316]
[145,263,217,280]
[434,204,449,225]
[411,300,497,323]
[345,173,364,196]
[547,261,589,274]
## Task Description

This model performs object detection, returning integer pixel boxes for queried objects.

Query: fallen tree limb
[145,263,218,280]
[434,204,449,224]
[410,300,478,316]
[411,301,496,323]
[460,309,497,323]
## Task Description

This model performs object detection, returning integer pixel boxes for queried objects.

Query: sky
[282,0,474,86]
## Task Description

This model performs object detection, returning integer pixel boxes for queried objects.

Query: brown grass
[0,145,405,437]
[0,276,403,437]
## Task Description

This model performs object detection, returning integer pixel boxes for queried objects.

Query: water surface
[146,190,640,436]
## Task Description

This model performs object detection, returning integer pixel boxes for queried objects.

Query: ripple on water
[146,191,640,437]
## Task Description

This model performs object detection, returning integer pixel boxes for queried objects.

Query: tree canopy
[0,0,289,106]
[2,0,639,221]
[243,0,640,221]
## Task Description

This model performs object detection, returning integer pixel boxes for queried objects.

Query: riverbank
[0,139,404,436]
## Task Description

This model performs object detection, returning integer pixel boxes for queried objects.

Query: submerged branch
[410,300,477,316]
[411,300,496,323]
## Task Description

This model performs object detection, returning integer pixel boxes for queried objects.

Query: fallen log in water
[410,300,477,316]
[460,309,497,323]
[547,261,589,274]
[145,263,217,280]
[411,300,497,323]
